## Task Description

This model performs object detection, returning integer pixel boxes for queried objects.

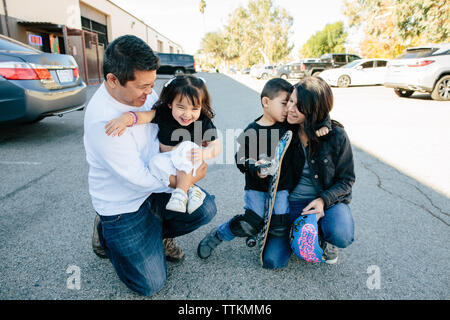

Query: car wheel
[312,71,321,77]
[394,88,414,98]
[431,75,450,101]
[174,68,184,76]
[337,75,351,88]
[280,74,288,80]
[262,73,269,80]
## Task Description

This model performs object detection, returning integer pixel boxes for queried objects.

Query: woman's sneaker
[165,188,188,213]
[320,239,339,264]
[197,227,222,259]
[187,186,206,214]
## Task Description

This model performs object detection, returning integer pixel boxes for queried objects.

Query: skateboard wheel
[246,236,256,247]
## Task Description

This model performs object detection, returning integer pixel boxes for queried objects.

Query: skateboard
[249,130,293,266]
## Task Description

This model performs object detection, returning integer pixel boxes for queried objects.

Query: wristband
[126,111,138,127]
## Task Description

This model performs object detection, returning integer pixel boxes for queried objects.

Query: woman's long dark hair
[153,75,214,119]
[293,76,334,157]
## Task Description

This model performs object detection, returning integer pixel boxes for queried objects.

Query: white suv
[384,43,450,101]
[250,64,276,79]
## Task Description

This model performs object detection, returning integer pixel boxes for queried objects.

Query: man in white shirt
[83,35,217,296]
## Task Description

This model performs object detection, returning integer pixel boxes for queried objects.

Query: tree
[199,0,293,68]
[343,0,450,58]
[300,22,348,58]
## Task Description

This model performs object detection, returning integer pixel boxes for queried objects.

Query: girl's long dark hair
[294,76,334,157]
[153,75,214,119]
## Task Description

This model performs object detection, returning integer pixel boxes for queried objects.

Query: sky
[111,0,360,56]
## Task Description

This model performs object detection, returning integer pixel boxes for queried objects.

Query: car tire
[280,74,288,80]
[431,75,450,101]
[394,88,414,98]
[312,71,321,77]
[337,75,351,88]
[174,68,185,76]
[262,73,269,80]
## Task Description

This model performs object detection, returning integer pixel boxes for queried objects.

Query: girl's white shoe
[165,188,188,213]
[187,186,206,214]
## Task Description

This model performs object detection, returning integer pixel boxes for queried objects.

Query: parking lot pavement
[0,73,449,300]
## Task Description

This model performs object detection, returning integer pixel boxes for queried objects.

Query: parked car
[0,34,86,125]
[156,53,196,75]
[275,62,304,79]
[241,67,250,74]
[320,59,390,87]
[384,43,450,101]
[299,53,362,77]
[250,64,277,79]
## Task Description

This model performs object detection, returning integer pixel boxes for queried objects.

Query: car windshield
[342,60,361,68]
[396,48,438,59]
[0,37,40,54]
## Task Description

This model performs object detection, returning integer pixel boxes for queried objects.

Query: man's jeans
[97,188,216,296]
[262,199,354,269]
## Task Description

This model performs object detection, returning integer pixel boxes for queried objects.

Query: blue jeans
[97,188,216,296]
[262,199,354,269]
[217,189,290,241]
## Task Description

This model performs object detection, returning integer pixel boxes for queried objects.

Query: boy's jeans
[217,189,290,241]
[97,188,216,296]
[262,199,354,269]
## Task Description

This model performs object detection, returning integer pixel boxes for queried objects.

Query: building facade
[0,0,183,84]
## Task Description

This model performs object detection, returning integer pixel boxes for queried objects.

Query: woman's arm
[105,110,156,137]
[319,131,355,209]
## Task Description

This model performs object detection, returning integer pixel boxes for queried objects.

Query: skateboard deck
[257,130,292,266]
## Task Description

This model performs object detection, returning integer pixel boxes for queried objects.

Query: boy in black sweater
[197,78,328,260]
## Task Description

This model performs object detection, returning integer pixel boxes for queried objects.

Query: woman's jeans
[97,188,217,296]
[262,199,354,269]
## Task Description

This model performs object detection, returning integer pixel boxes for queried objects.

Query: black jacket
[286,121,355,209]
[234,116,291,191]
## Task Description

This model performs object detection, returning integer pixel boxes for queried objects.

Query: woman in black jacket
[263,76,355,268]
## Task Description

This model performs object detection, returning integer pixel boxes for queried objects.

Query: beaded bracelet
[126,111,138,127]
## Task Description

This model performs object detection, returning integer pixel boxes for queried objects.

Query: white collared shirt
[83,83,171,216]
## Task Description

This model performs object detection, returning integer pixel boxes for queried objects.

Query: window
[376,60,387,67]
[81,16,108,47]
[349,55,360,62]
[396,48,437,59]
[334,55,346,63]
[361,61,374,68]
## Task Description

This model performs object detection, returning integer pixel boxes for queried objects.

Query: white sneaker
[187,186,206,214]
[165,188,188,213]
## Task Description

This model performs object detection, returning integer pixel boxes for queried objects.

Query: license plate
[56,69,73,83]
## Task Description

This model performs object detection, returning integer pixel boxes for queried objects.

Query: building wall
[0,0,183,53]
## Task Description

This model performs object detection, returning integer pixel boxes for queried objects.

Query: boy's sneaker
[187,185,206,214]
[92,215,107,259]
[320,239,339,264]
[163,238,185,263]
[197,227,222,259]
[165,188,188,213]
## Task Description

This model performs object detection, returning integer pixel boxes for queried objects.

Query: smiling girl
[105,75,221,214]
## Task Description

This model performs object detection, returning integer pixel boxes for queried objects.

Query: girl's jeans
[97,187,216,296]
[262,199,354,269]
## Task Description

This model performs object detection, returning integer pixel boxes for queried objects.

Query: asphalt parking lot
[0,72,449,300]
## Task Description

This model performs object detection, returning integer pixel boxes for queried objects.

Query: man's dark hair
[260,78,293,107]
[103,35,160,85]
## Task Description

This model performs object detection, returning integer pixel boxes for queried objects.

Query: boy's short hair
[260,78,293,106]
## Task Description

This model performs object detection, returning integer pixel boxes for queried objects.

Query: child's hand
[105,113,133,137]
[255,159,269,178]
[186,147,204,165]
[315,126,329,137]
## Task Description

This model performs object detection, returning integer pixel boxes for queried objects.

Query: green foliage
[342,0,450,58]
[199,0,206,14]
[300,22,348,58]
[199,0,293,68]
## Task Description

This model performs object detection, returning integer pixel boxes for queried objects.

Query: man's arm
[88,123,172,194]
